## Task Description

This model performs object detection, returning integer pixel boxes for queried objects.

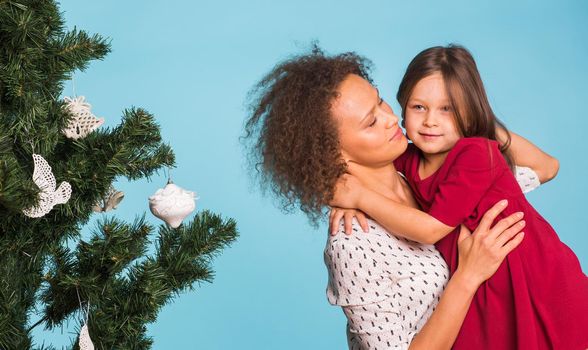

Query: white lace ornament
[62,96,104,139]
[149,181,197,228]
[79,323,95,350]
[92,186,125,213]
[22,154,72,218]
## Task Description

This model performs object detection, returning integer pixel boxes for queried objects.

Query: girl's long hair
[396,44,514,170]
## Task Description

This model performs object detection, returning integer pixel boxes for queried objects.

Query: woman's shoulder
[328,219,396,245]
[326,219,435,255]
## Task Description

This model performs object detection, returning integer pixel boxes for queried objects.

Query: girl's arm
[408,201,525,350]
[359,187,453,244]
[331,174,454,244]
[497,127,559,183]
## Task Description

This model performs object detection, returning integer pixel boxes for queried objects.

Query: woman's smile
[390,127,404,142]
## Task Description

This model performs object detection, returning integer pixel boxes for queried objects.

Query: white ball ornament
[148,181,197,228]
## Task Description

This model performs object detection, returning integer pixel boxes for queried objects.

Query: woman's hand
[454,200,526,291]
[330,173,365,209]
[329,207,369,235]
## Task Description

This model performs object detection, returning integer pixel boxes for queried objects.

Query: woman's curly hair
[243,47,373,225]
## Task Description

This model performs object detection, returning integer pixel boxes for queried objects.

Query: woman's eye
[368,118,377,127]
[441,105,452,112]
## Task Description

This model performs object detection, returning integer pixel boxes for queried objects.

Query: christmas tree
[0,1,238,349]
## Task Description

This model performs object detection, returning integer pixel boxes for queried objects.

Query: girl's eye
[441,105,453,112]
[368,117,377,127]
[412,104,425,111]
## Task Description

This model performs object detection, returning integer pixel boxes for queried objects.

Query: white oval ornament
[148,182,196,228]
[79,323,95,350]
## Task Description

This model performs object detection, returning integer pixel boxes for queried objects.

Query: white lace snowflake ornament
[62,96,104,139]
[22,154,72,218]
[149,181,197,228]
[79,323,95,350]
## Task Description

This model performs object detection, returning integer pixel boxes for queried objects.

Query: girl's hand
[329,207,369,236]
[330,173,365,209]
[455,200,526,291]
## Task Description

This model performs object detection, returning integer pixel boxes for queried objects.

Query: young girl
[330,45,588,349]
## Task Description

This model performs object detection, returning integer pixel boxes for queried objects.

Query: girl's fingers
[500,232,525,256]
[495,220,526,247]
[476,199,509,236]
[346,160,360,176]
[330,210,345,235]
[356,211,369,233]
[344,212,354,235]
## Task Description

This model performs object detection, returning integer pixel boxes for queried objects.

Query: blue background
[34,1,587,348]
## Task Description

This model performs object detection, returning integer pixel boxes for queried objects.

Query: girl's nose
[423,112,438,127]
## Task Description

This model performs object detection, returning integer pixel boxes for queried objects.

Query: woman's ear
[339,149,353,165]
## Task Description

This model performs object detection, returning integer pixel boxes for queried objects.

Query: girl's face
[404,73,462,159]
[332,74,408,167]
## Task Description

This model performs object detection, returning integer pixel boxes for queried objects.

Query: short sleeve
[394,143,418,174]
[515,166,540,193]
[325,226,394,306]
[428,138,502,227]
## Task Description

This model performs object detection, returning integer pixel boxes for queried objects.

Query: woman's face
[331,74,408,167]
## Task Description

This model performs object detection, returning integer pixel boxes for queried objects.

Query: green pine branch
[38,211,237,350]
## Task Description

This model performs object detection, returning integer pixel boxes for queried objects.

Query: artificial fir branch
[0,1,238,349]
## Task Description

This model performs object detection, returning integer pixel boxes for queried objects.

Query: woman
[243,48,556,349]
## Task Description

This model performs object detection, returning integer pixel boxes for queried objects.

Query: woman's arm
[497,127,559,183]
[408,201,525,350]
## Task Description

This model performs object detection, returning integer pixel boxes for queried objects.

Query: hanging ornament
[79,323,95,350]
[92,185,125,213]
[23,154,72,218]
[77,296,94,350]
[149,179,197,228]
[62,96,105,139]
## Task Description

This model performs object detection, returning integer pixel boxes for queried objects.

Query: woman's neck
[352,164,418,208]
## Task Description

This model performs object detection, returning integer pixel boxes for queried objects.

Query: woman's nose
[385,112,399,128]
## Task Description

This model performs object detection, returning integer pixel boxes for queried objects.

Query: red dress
[394,137,588,350]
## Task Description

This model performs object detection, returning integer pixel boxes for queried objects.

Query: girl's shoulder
[445,137,502,169]
[393,142,420,173]
[453,136,500,150]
